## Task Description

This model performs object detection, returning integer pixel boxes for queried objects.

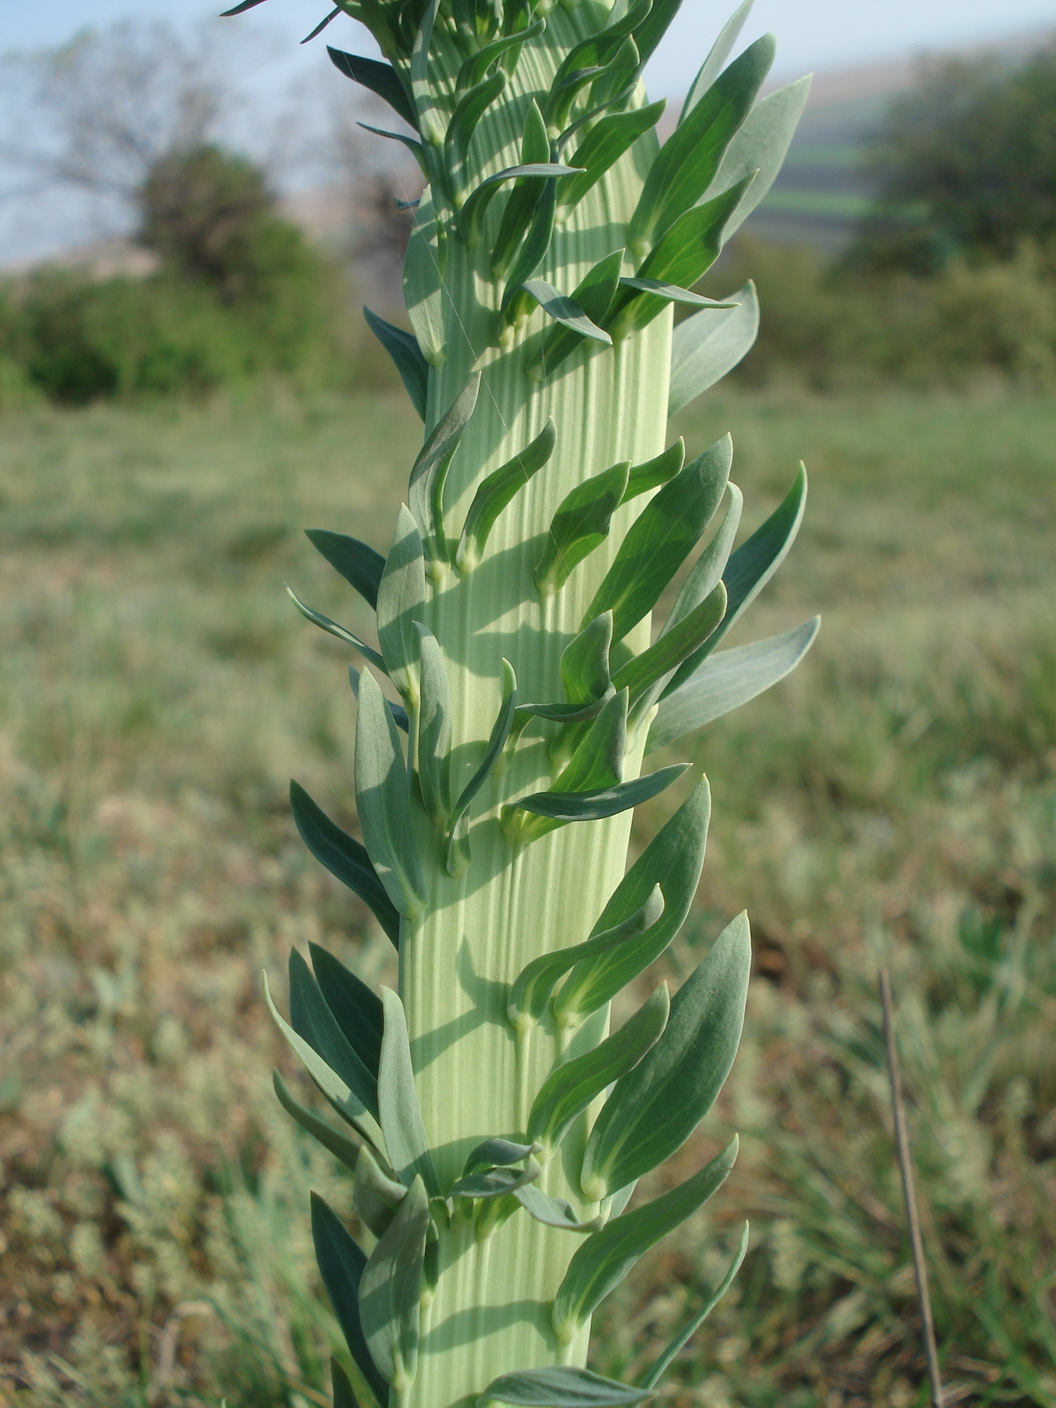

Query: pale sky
[1,0,1053,262]
[3,0,1054,89]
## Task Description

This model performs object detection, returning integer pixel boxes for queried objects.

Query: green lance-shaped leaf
[628,34,774,256]
[300,7,340,44]
[462,1137,538,1176]
[705,75,812,241]
[680,0,755,117]
[664,462,807,696]
[664,484,742,631]
[451,1160,541,1199]
[311,1193,389,1405]
[350,664,410,735]
[327,47,418,130]
[358,120,429,176]
[509,689,627,843]
[409,0,443,148]
[580,913,750,1196]
[527,985,670,1156]
[456,16,545,89]
[272,1069,362,1173]
[557,100,666,212]
[536,461,630,596]
[630,0,683,66]
[331,1356,361,1408]
[445,70,507,205]
[359,1174,430,1392]
[637,1220,749,1388]
[355,669,424,919]
[648,617,820,752]
[363,307,428,421]
[544,1,650,132]
[722,462,807,633]
[408,373,481,565]
[554,776,710,1021]
[289,781,401,946]
[491,101,551,277]
[580,34,642,119]
[378,987,438,1193]
[447,658,517,874]
[509,886,664,1029]
[413,624,453,824]
[262,972,385,1151]
[618,278,737,311]
[554,687,627,794]
[553,1137,738,1341]
[285,584,386,671]
[501,178,560,321]
[404,187,446,366]
[583,435,731,642]
[621,439,685,504]
[611,582,727,705]
[376,505,426,701]
[608,177,754,340]
[507,765,687,839]
[305,528,386,611]
[561,612,613,706]
[309,941,384,1079]
[528,249,624,380]
[668,282,759,416]
[457,163,582,248]
[289,948,380,1119]
[513,1184,602,1232]
[478,1366,652,1406]
[355,1144,408,1238]
[456,420,556,572]
[521,279,612,346]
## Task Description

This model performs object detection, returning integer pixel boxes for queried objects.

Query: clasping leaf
[305,527,385,611]
[580,913,750,1196]
[456,420,556,573]
[553,1137,738,1341]
[509,885,664,1029]
[583,436,731,641]
[311,1193,389,1405]
[359,1174,431,1391]
[376,505,427,702]
[553,776,710,1020]
[479,1366,652,1406]
[289,781,401,946]
[649,617,820,751]
[285,584,385,670]
[408,374,481,565]
[535,462,630,595]
[527,984,670,1157]
[355,669,424,919]
[637,1220,749,1387]
[668,282,760,416]
[378,987,439,1194]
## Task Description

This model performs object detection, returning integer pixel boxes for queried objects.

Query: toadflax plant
[231,0,818,1401]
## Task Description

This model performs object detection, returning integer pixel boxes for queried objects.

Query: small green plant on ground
[231,1,817,1405]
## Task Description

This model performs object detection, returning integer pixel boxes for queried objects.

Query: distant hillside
[745,24,1056,252]
[5,24,1054,277]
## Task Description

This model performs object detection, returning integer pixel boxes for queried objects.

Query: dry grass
[1,385,1053,1406]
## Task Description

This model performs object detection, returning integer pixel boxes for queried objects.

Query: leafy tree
[851,43,1056,273]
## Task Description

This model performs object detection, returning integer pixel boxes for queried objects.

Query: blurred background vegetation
[0,14,1054,1408]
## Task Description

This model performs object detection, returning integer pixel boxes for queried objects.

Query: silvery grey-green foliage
[228,0,817,1401]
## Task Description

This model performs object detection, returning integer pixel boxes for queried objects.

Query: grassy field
[1,385,1054,1407]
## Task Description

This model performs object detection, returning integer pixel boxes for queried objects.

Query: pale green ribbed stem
[261,3,813,1404]
[397,13,672,1402]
